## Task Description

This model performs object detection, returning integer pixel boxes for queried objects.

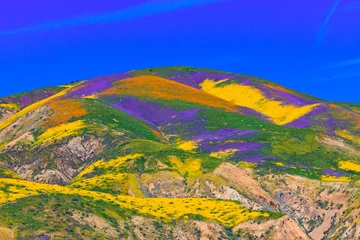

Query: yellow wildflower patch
[200,79,320,125]
[338,161,360,172]
[238,161,257,169]
[336,130,360,145]
[35,120,86,145]
[71,173,125,188]
[274,162,285,167]
[169,156,202,180]
[177,140,198,151]
[0,84,77,131]
[71,173,145,197]
[0,178,268,227]
[71,154,145,196]
[0,168,21,179]
[0,103,19,111]
[321,175,351,182]
[127,174,146,198]
[210,149,237,158]
[73,154,143,181]
[84,95,98,99]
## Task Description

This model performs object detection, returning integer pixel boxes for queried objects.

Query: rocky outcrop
[214,162,279,211]
[141,171,186,198]
[259,174,359,240]
[11,136,104,184]
[0,106,50,151]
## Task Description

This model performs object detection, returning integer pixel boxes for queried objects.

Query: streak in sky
[323,58,360,69]
[314,0,340,46]
[0,0,229,36]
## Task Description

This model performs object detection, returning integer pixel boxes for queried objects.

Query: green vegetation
[0,168,21,179]
[131,66,232,77]
[199,109,347,179]
[335,102,360,114]
[0,193,129,239]
[81,99,160,141]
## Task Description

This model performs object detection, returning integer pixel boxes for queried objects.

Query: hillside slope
[0,67,359,239]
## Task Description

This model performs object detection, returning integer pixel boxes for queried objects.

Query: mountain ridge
[0,66,359,239]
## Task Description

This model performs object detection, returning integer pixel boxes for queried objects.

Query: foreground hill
[0,67,359,239]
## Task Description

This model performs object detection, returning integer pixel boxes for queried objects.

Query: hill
[0,67,359,239]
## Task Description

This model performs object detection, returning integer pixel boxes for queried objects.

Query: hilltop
[0,67,359,239]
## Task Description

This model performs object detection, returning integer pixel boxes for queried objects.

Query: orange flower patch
[100,76,237,112]
[151,128,164,140]
[42,99,88,127]
[263,83,295,95]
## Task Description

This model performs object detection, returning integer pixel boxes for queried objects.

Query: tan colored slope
[234,215,309,240]
[214,162,279,210]
[200,79,321,125]
[0,108,16,123]
[330,207,360,239]
[259,174,359,240]
[0,106,51,151]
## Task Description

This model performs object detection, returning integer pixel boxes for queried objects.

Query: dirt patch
[317,134,360,157]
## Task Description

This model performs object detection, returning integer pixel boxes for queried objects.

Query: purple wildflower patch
[322,169,347,177]
[194,128,258,141]
[67,72,132,98]
[109,97,201,126]
[199,141,265,153]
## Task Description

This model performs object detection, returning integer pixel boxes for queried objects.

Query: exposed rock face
[213,186,264,211]
[51,136,105,181]
[9,136,104,184]
[0,108,15,123]
[317,134,360,158]
[129,216,232,240]
[0,106,50,149]
[214,162,279,211]
[259,174,360,240]
[187,176,265,211]
[141,171,186,198]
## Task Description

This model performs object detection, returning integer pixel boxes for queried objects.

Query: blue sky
[1,0,359,102]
